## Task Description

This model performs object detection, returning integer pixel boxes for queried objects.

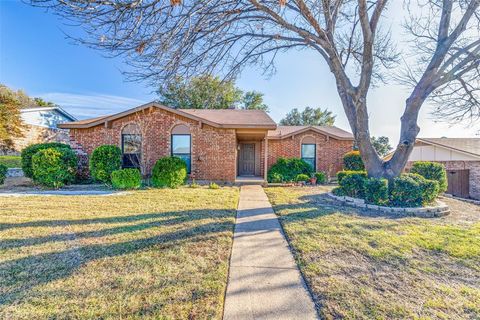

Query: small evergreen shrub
[314,172,327,184]
[31,147,77,188]
[111,168,142,190]
[89,145,122,184]
[391,173,439,207]
[364,178,389,205]
[209,182,220,189]
[151,156,187,188]
[267,158,313,182]
[295,173,310,182]
[339,172,367,198]
[269,172,283,183]
[21,142,71,178]
[0,164,7,185]
[332,186,345,196]
[410,161,448,193]
[343,151,365,171]
[337,170,367,183]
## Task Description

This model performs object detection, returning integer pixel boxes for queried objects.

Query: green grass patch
[0,155,21,168]
[265,186,480,319]
[0,187,239,319]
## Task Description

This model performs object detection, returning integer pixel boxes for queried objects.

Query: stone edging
[6,168,24,178]
[327,193,450,218]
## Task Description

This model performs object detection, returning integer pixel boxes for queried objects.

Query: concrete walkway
[223,185,318,320]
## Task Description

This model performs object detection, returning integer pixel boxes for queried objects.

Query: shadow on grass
[0,209,235,307]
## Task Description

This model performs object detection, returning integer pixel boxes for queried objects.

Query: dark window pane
[173,154,191,174]
[301,144,315,158]
[172,135,191,154]
[303,158,315,170]
[123,134,141,154]
[122,154,141,169]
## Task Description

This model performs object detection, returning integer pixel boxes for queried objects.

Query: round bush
[295,173,310,182]
[111,168,142,190]
[21,142,71,178]
[408,173,440,205]
[343,151,365,171]
[339,172,367,198]
[410,161,447,193]
[314,171,327,184]
[32,147,78,188]
[337,170,367,183]
[89,145,122,184]
[391,173,439,207]
[151,156,187,188]
[364,178,389,205]
[269,172,283,183]
[267,158,313,183]
[0,164,7,185]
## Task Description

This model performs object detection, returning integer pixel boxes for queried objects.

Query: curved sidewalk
[223,185,318,320]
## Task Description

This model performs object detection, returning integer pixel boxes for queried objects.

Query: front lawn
[265,186,480,319]
[0,155,21,168]
[0,187,239,319]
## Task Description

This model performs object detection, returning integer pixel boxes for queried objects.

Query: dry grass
[0,187,239,319]
[265,186,480,320]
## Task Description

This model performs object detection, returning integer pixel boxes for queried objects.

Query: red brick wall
[69,108,237,181]
[407,160,480,200]
[267,131,353,177]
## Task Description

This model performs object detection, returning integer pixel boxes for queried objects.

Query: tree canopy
[370,136,393,157]
[0,84,25,151]
[29,0,480,179]
[158,75,269,111]
[280,107,335,126]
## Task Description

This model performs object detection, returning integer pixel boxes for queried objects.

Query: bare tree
[29,0,480,179]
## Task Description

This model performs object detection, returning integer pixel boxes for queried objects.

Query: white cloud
[37,92,148,119]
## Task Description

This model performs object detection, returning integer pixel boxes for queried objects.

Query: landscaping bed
[0,187,239,319]
[265,186,480,319]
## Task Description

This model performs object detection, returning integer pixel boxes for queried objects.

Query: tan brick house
[406,138,480,200]
[59,102,354,182]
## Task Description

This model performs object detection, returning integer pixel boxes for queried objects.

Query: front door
[238,143,255,176]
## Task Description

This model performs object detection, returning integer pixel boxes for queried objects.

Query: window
[301,144,316,171]
[121,124,141,169]
[171,124,192,174]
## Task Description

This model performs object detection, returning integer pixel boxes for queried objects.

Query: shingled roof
[58,102,276,129]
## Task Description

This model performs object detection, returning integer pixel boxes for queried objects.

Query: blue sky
[0,0,477,142]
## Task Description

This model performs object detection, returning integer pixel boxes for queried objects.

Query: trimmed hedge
[0,155,21,168]
[343,151,365,171]
[0,163,7,185]
[337,170,367,183]
[267,158,313,183]
[339,171,367,198]
[111,168,142,190]
[21,142,71,178]
[314,171,327,184]
[31,147,78,188]
[295,173,310,182]
[391,173,439,207]
[89,145,122,184]
[364,178,389,205]
[151,156,187,188]
[410,161,448,193]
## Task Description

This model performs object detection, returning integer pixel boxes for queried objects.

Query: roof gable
[58,102,276,129]
[416,138,480,159]
[267,125,354,140]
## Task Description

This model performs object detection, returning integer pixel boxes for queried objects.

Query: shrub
[0,155,21,168]
[21,142,71,178]
[343,151,365,171]
[31,147,77,188]
[151,156,187,188]
[267,158,313,183]
[295,173,310,182]
[391,173,439,207]
[89,145,122,184]
[332,186,345,196]
[339,172,367,198]
[314,171,327,184]
[364,178,389,205]
[411,161,448,193]
[189,180,200,188]
[269,172,283,183]
[111,168,142,190]
[337,170,367,183]
[209,182,220,189]
[0,164,7,185]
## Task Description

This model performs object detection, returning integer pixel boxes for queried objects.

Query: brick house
[406,138,480,200]
[59,102,354,182]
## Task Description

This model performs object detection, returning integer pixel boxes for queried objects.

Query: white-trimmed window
[171,124,191,173]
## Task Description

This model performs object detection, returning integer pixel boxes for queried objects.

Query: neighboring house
[11,106,77,153]
[58,102,354,182]
[406,138,480,200]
